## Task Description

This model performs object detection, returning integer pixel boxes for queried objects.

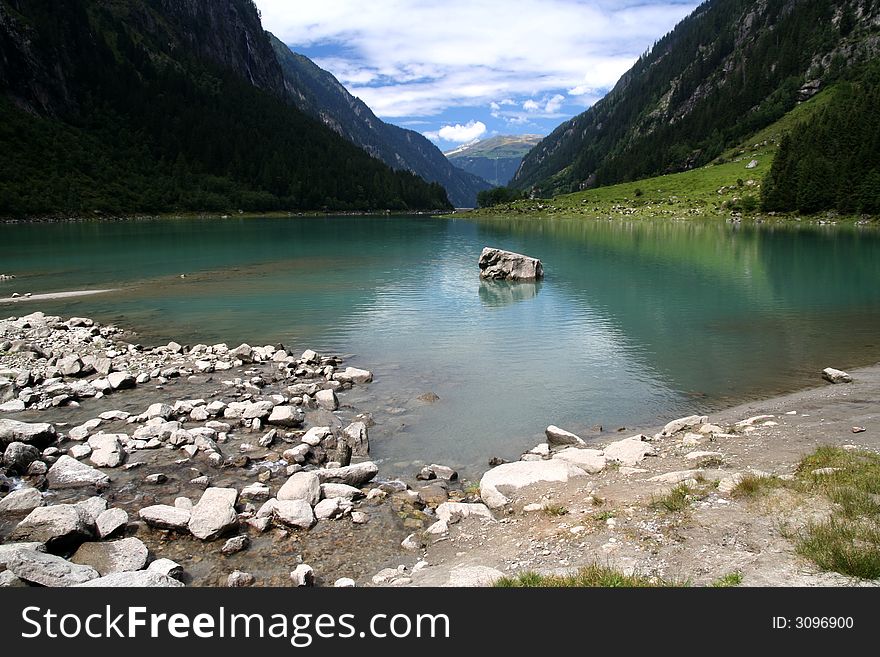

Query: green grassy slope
[463,87,872,223]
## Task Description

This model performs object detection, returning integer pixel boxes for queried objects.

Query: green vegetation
[494,564,680,588]
[762,63,880,215]
[794,447,880,579]
[651,483,698,513]
[514,0,875,196]
[542,504,568,517]
[0,0,450,217]
[730,474,787,499]
[711,572,744,587]
[476,186,528,208]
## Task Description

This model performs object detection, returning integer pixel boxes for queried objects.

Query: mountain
[513,0,880,196]
[268,35,491,208]
[0,0,450,217]
[445,135,543,187]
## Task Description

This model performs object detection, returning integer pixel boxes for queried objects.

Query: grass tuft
[542,504,568,517]
[494,564,681,588]
[710,572,743,587]
[730,474,787,499]
[650,483,696,513]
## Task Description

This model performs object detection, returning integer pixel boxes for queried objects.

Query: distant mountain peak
[446,135,544,187]
[443,139,482,157]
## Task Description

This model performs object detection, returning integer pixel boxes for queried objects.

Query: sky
[254,1,700,150]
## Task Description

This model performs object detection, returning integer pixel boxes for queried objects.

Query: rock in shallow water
[7,549,99,587]
[75,571,184,588]
[478,247,544,281]
[71,537,149,575]
[188,487,238,541]
[822,367,853,384]
[46,455,110,489]
[0,487,42,515]
[11,504,95,549]
[139,504,191,530]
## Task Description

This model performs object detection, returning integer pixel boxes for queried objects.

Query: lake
[2,215,879,476]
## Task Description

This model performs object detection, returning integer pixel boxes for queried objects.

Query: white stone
[6,549,99,587]
[290,564,315,587]
[552,447,606,473]
[318,462,379,487]
[0,487,42,515]
[822,367,852,384]
[278,471,321,505]
[685,451,723,461]
[648,469,704,484]
[334,577,356,587]
[148,558,183,580]
[315,389,339,411]
[314,497,344,520]
[88,433,125,468]
[479,460,587,509]
[188,487,238,540]
[273,499,316,529]
[138,505,191,530]
[603,435,656,466]
[545,425,586,447]
[436,502,493,524]
[96,508,128,538]
[267,405,304,427]
[75,571,184,587]
[661,415,708,437]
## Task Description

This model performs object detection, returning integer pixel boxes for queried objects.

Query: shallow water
[3,215,880,476]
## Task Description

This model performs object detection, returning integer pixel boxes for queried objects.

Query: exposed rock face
[552,447,607,473]
[479,248,544,281]
[479,460,587,508]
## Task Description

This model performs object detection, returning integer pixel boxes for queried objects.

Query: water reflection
[478,279,542,308]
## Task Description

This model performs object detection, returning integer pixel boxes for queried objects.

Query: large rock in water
[479,460,587,508]
[478,247,544,281]
[822,367,853,384]
[0,419,57,447]
[317,462,378,487]
[188,487,238,540]
[277,471,321,505]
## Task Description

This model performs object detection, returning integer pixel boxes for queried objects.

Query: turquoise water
[2,215,880,475]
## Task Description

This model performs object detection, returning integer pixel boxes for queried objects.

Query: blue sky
[255,1,700,150]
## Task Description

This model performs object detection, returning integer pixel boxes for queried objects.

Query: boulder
[273,499,316,529]
[71,537,149,575]
[96,508,129,538]
[221,535,250,555]
[46,455,110,489]
[661,415,708,437]
[0,487,42,515]
[314,497,344,520]
[320,483,363,500]
[603,435,657,466]
[138,505,191,530]
[10,504,95,549]
[267,405,305,427]
[88,434,125,468]
[107,371,136,390]
[436,502,493,524]
[822,367,853,384]
[147,558,184,580]
[0,542,45,568]
[552,447,607,473]
[3,441,41,473]
[242,401,275,420]
[75,571,184,587]
[277,471,321,505]
[317,462,378,487]
[335,367,373,384]
[6,549,99,587]
[545,425,586,447]
[0,419,57,447]
[315,389,339,411]
[75,496,108,523]
[342,422,369,456]
[290,564,315,587]
[240,482,272,502]
[188,487,239,540]
[145,403,174,420]
[227,570,255,587]
[478,247,544,281]
[479,460,587,508]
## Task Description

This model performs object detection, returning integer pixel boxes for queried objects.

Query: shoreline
[405,363,880,587]
[2,309,878,587]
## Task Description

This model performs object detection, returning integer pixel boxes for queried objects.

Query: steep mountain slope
[514,0,880,195]
[269,35,491,208]
[445,135,543,186]
[0,0,450,216]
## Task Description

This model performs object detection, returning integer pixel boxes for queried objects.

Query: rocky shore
[0,311,471,587]
[2,310,878,588]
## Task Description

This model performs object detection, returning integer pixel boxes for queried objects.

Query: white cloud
[522,99,540,112]
[424,120,487,143]
[545,94,565,113]
[256,1,699,118]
